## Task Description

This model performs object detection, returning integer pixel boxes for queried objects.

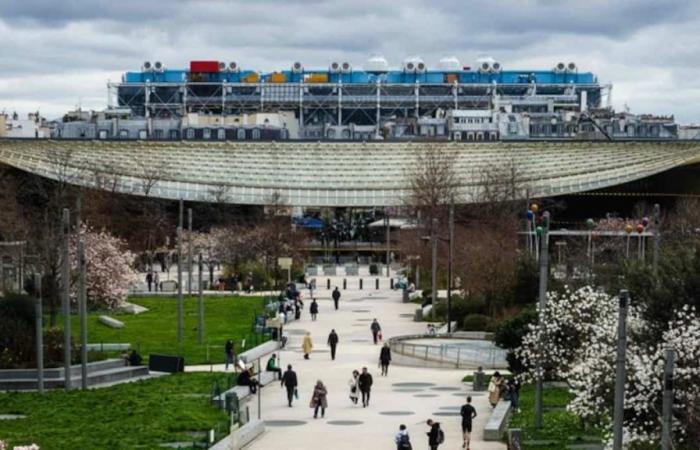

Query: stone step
[0,358,127,380]
[0,365,149,391]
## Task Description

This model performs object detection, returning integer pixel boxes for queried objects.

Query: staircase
[0,359,151,391]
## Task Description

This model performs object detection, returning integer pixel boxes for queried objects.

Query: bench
[210,420,265,450]
[238,340,282,365]
[98,315,124,329]
[213,371,277,408]
[484,400,512,440]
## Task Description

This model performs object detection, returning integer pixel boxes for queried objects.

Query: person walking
[332,286,341,310]
[394,424,412,450]
[280,364,298,407]
[507,377,521,412]
[460,396,477,450]
[426,419,444,450]
[327,329,339,360]
[488,371,504,407]
[358,367,373,407]
[379,342,392,376]
[302,332,313,360]
[310,298,319,321]
[370,319,382,345]
[153,271,160,292]
[348,370,360,405]
[310,380,328,418]
[146,271,153,292]
[224,339,235,371]
[266,353,282,380]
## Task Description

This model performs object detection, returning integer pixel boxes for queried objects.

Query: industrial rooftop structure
[1,140,698,207]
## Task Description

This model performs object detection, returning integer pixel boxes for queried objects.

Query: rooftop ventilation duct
[229,61,239,72]
[341,62,352,73]
[218,62,227,71]
[566,62,577,73]
[292,62,304,73]
[142,61,153,72]
[438,56,461,71]
[153,61,165,72]
[554,62,566,73]
[364,54,389,72]
[403,57,424,73]
[491,61,502,73]
[329,62,341,73]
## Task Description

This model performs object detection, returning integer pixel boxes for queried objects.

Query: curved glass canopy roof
[1,140,699,207]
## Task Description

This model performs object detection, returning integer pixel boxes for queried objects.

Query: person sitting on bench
[237,367,259,394]
[266,353,282,380]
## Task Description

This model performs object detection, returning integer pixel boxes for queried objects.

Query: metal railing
[388,334,507,369]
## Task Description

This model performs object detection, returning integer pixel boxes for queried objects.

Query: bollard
[343,278,347,290]
[402,288,409,303]
[327,278,331,289]
[390,278,394,289]
[359,278,363,290]
[376,278,379,290]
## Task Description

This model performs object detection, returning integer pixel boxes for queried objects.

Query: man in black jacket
[358,367,373,407]
[327,329,339,360]
[379,343,392,376]
[426,419,442,450]
[280,364,298,407]
[332,287,341,310]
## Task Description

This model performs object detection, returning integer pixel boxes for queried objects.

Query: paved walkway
[189,282,506,450]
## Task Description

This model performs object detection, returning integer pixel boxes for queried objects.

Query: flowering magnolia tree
[69,225,136,309]
[517,287,700,447]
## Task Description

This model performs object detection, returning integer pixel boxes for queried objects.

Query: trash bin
[402,288,409,303]
[473,369,486,391]
[225,391,240,420]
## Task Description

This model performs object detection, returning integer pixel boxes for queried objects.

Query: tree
[70,225,136,309]
[517,286,700,447]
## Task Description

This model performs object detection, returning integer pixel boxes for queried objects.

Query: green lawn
[0,372,232,450]
[67,295,268,365]
[509,384,604,448]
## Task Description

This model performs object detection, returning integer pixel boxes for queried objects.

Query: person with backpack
[394,424,412,450]
[310,298,319,321]
[280,364,298,407]
[426,419,444,450]
[460,396,477,450]
[327,329,339,360]
[332,287,341,310]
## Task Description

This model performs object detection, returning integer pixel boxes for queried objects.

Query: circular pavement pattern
[414,394,438,398]
[393,389,424,393]
[379,411,415,416]
[327,420,364,426]
[432,411,461,417]
[355,319,373,322]
[351,324,366,327]
[399,313,414,318]
[453,392,484,397]
[431,387,462,392]
[265,420,307,427]
[351,339,370,343]
[393,382,436,388]
[438,406,462,411]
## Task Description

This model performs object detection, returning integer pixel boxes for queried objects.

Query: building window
[203,128,211,139]
[186,128,195,139]
[237,128,246,140]
[119,129,128,139]
[170,129,179,140]
[217,128,225,140]
[154,129,164,140]
[252,128,261,140]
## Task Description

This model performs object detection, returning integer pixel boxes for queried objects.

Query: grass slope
[0,372,232,450]
[509,384,604,448]
[71,295,267,365]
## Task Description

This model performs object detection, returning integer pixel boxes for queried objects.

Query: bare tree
[404,144,459,225]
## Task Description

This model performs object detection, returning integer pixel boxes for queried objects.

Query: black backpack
[398,433,412,450]
[437,428,445,444]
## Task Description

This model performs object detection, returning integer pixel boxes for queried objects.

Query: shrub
[369,264,378,275]
[493,307,537,374]
[421,289,431,299]
[461,314,492,331]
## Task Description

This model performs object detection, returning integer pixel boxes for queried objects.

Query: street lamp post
[61,208,72,391]
[177,199,184,344]
[612,289,630,450]
[652,204,661,276]
[447,201,454,333]
[430,218,438,321]
[188,208,193,296]
[661,347,675,450]
[534,210,550,429]
[34,273,44,394]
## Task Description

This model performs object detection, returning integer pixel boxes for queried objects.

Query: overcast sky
[1,0,699,123]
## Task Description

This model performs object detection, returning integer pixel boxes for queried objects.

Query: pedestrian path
[189,283,506,450]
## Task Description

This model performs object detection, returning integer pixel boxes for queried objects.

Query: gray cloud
[0,0,699,123]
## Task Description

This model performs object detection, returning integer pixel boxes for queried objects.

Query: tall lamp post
[447,200,454,333]
[534,208,550,429]
[612,289,630,450]
[430,218,438,321]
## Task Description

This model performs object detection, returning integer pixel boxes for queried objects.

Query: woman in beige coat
[302,332,313,359]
